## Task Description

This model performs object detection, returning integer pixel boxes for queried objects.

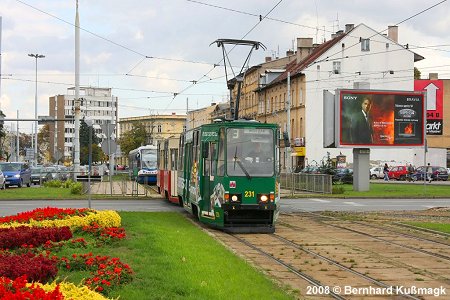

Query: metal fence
[280,172,333,194]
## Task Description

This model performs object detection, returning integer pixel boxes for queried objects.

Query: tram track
[282,211,450,262]
[230,234,347,300]
[227,233,422,300]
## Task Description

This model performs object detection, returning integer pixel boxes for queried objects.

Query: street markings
[343,201,365,206]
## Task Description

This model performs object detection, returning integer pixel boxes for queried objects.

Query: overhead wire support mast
[211,39,266,120]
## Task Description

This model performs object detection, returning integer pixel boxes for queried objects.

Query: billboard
[414,80,443,135]
[337,89,425,148]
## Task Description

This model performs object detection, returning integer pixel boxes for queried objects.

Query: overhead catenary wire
[165,0,285,110]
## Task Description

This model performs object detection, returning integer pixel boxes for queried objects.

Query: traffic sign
[100,123,116,139]
[38,115,55,124]
[101,140,117,155]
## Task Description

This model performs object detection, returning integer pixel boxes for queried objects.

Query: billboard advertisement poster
[338,90,425,147]
[414,80,443,135]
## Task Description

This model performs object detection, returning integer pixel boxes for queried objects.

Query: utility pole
[73,0,81,178]
[28,53,45,166]
[286,72,292,172]
[16,110,19,161]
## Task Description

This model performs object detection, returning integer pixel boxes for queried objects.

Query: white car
[370,167,384,179]
[0,170,5,189]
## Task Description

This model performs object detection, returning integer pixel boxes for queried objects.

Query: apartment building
[49,87,118,162]
[232,23,429,169]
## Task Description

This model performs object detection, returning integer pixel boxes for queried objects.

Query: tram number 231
[244,191,255,197]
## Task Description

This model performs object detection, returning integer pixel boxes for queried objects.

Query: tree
[80,119,103,165]
[38,124,51,162]
[80,144,103,165]
[19,133,32,158]
[414,67,421,80]
[80,119,99,148]
[118,122,147,156]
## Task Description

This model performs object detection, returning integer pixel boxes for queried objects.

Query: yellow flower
[35,281,114,300]
[0,210,121,229]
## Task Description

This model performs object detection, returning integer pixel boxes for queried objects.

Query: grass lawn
[291,182,450,198]
[0,186,152,200]
[57,212,295,300]
[404,222,450,234]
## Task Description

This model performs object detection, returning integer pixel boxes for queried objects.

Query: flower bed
[0,276,63,299]
[0,226,72,249]
[60,252,133,294]
[0,210,121,230]
[0,253,58,282]
[0,207,132,298]
[0,207,92,225]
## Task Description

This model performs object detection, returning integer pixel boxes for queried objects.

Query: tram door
[202,141,217,214]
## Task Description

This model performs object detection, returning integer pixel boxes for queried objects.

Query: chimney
[296,37,313,63]
[388,25,398,43]
[336,30,344,36]
[211,102,217,106]
[345,24,354,33]
[286,50,294,56]
[429,73,439,80]
[265,56,272,62]
[172,112,176,115]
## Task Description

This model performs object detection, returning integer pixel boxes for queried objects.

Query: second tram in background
[158,119,281,233]
[128,145,158,184]
[157,137,180,204]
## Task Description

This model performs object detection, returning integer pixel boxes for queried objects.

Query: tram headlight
[231,195,238,202]
[258,194,269,203]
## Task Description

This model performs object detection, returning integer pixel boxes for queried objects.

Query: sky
[1,0,450,134]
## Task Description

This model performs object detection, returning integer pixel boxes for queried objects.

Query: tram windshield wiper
[233,146,251,180]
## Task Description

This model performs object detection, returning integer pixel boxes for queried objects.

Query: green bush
[69,182,83,195]
[332,186,345,194]
[43,180,63,188]
[63,179,74,188]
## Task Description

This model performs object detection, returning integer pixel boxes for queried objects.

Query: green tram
[177,120,281,233]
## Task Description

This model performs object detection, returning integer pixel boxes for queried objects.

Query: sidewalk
[87,181,160,197]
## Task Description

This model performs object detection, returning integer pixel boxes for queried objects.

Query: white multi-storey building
[301,24,424,164]
[49,87,118,161]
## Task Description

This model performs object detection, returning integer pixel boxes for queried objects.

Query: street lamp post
[28,53,45,167]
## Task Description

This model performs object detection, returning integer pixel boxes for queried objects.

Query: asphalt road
[0,197,449,217]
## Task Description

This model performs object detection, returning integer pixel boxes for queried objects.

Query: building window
[333,61,341,74]
[183,125,187,132]
[157,125,162,133]
[361,38,370,51]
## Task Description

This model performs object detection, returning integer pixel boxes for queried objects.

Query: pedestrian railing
[280,172,333,194]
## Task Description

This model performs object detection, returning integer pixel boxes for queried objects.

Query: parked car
[45,166,60,180]
[332,168,353,184]
[0,162,31,188]
[0,170,5,189]
[411,166,449,181]
[300,165,320,174]
[388,166,409,181]
[370,166,384,179]
[30,167,53,185]
[56,165,70,181]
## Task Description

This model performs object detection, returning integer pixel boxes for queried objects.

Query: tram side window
[217,128,225,176]
[193,131,199,163]
[170,149,178,170]
[203,142,217,176]
[178,135,184,172]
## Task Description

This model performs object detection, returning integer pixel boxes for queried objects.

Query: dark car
[31,167,53,185]
[0,162,31,188]
[412,166,449,181]
[332,168,353,184]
